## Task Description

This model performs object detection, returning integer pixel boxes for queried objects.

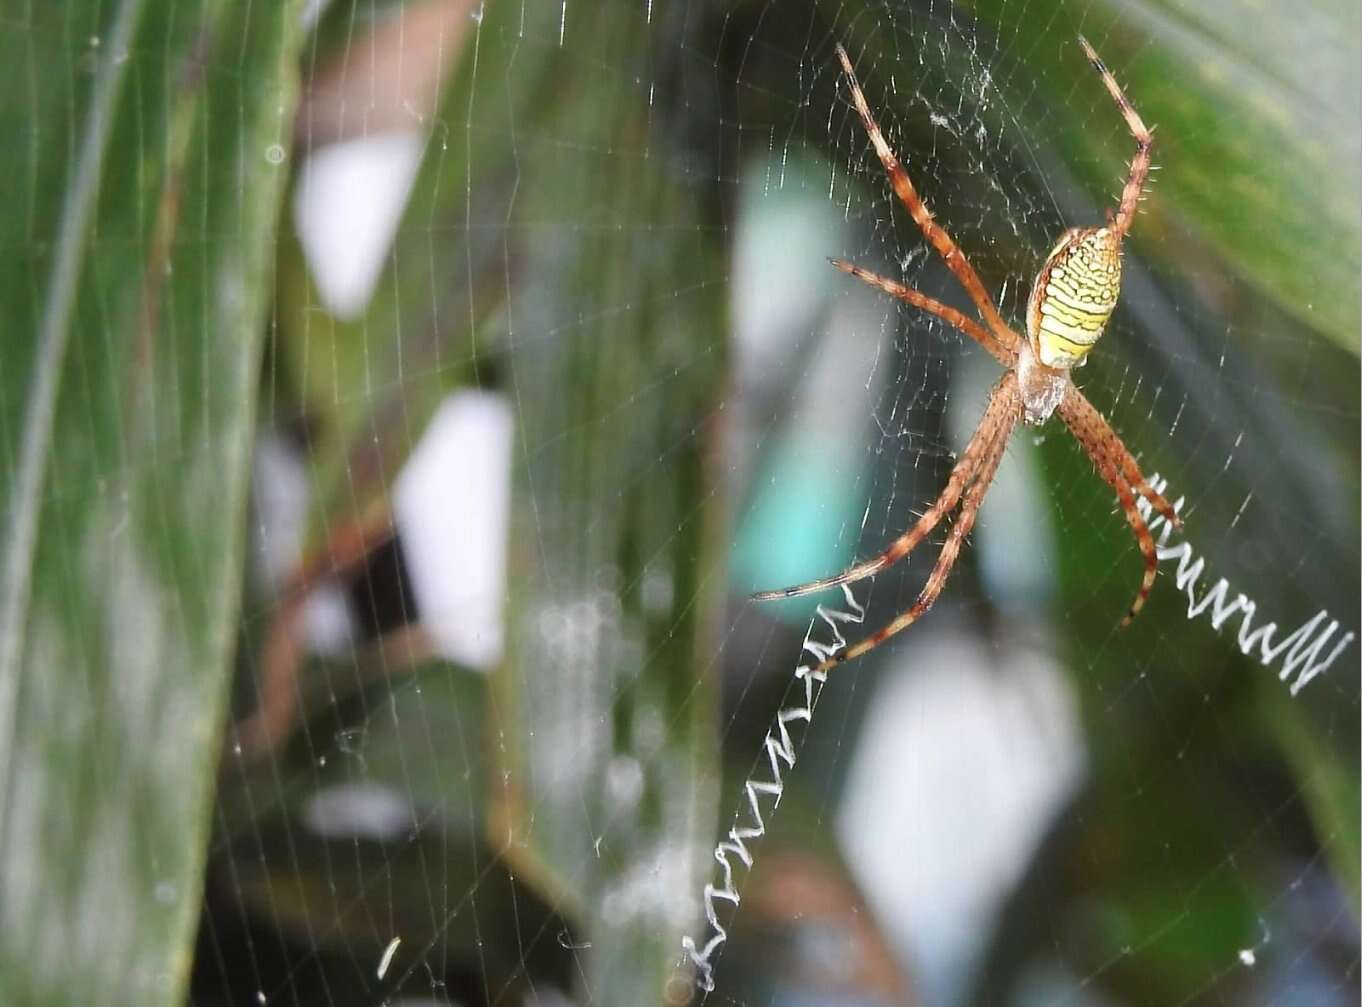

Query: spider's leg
[1060,387,1181,529]
[832,259,1017,366]
[1058,391,1160,624]
[835,45,1022,352]
[1077,36,1152,239]
[752,372,1017,602]
[1098,449,1158,627]
[815,376,1020,672]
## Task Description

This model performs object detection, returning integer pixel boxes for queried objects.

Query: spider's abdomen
[1027,226,1122,369]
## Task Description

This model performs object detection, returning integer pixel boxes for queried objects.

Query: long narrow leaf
[0,3,305,1001]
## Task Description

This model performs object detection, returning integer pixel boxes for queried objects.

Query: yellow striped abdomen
[1026,226,1122,368]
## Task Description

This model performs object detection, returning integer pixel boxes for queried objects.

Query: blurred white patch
[251,434,357,655]
[394,390,513,671]
[299,0,331,33]
[251,433,308,587]
[605,755,645,812]
[728,155,875,488]
[303,781,414,842]
[293,131,424,318]
[837,630,1085,1007]
[732,168,842,380]
[303,586,358,657]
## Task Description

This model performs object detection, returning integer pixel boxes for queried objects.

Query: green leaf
[1119,0,1360,349]
[0,2,304,1002]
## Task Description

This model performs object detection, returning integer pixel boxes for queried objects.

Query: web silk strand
[678,586,866,994]
[1138,475,1353,694]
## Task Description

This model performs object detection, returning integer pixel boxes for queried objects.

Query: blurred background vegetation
[0,0,1356,1005]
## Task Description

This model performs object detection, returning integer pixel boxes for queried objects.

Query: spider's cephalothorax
[753,38,1183,673]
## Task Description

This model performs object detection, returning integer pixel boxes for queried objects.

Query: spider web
[168,1,1359,1005]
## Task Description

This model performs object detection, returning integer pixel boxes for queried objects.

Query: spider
[753,38,1182,673]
